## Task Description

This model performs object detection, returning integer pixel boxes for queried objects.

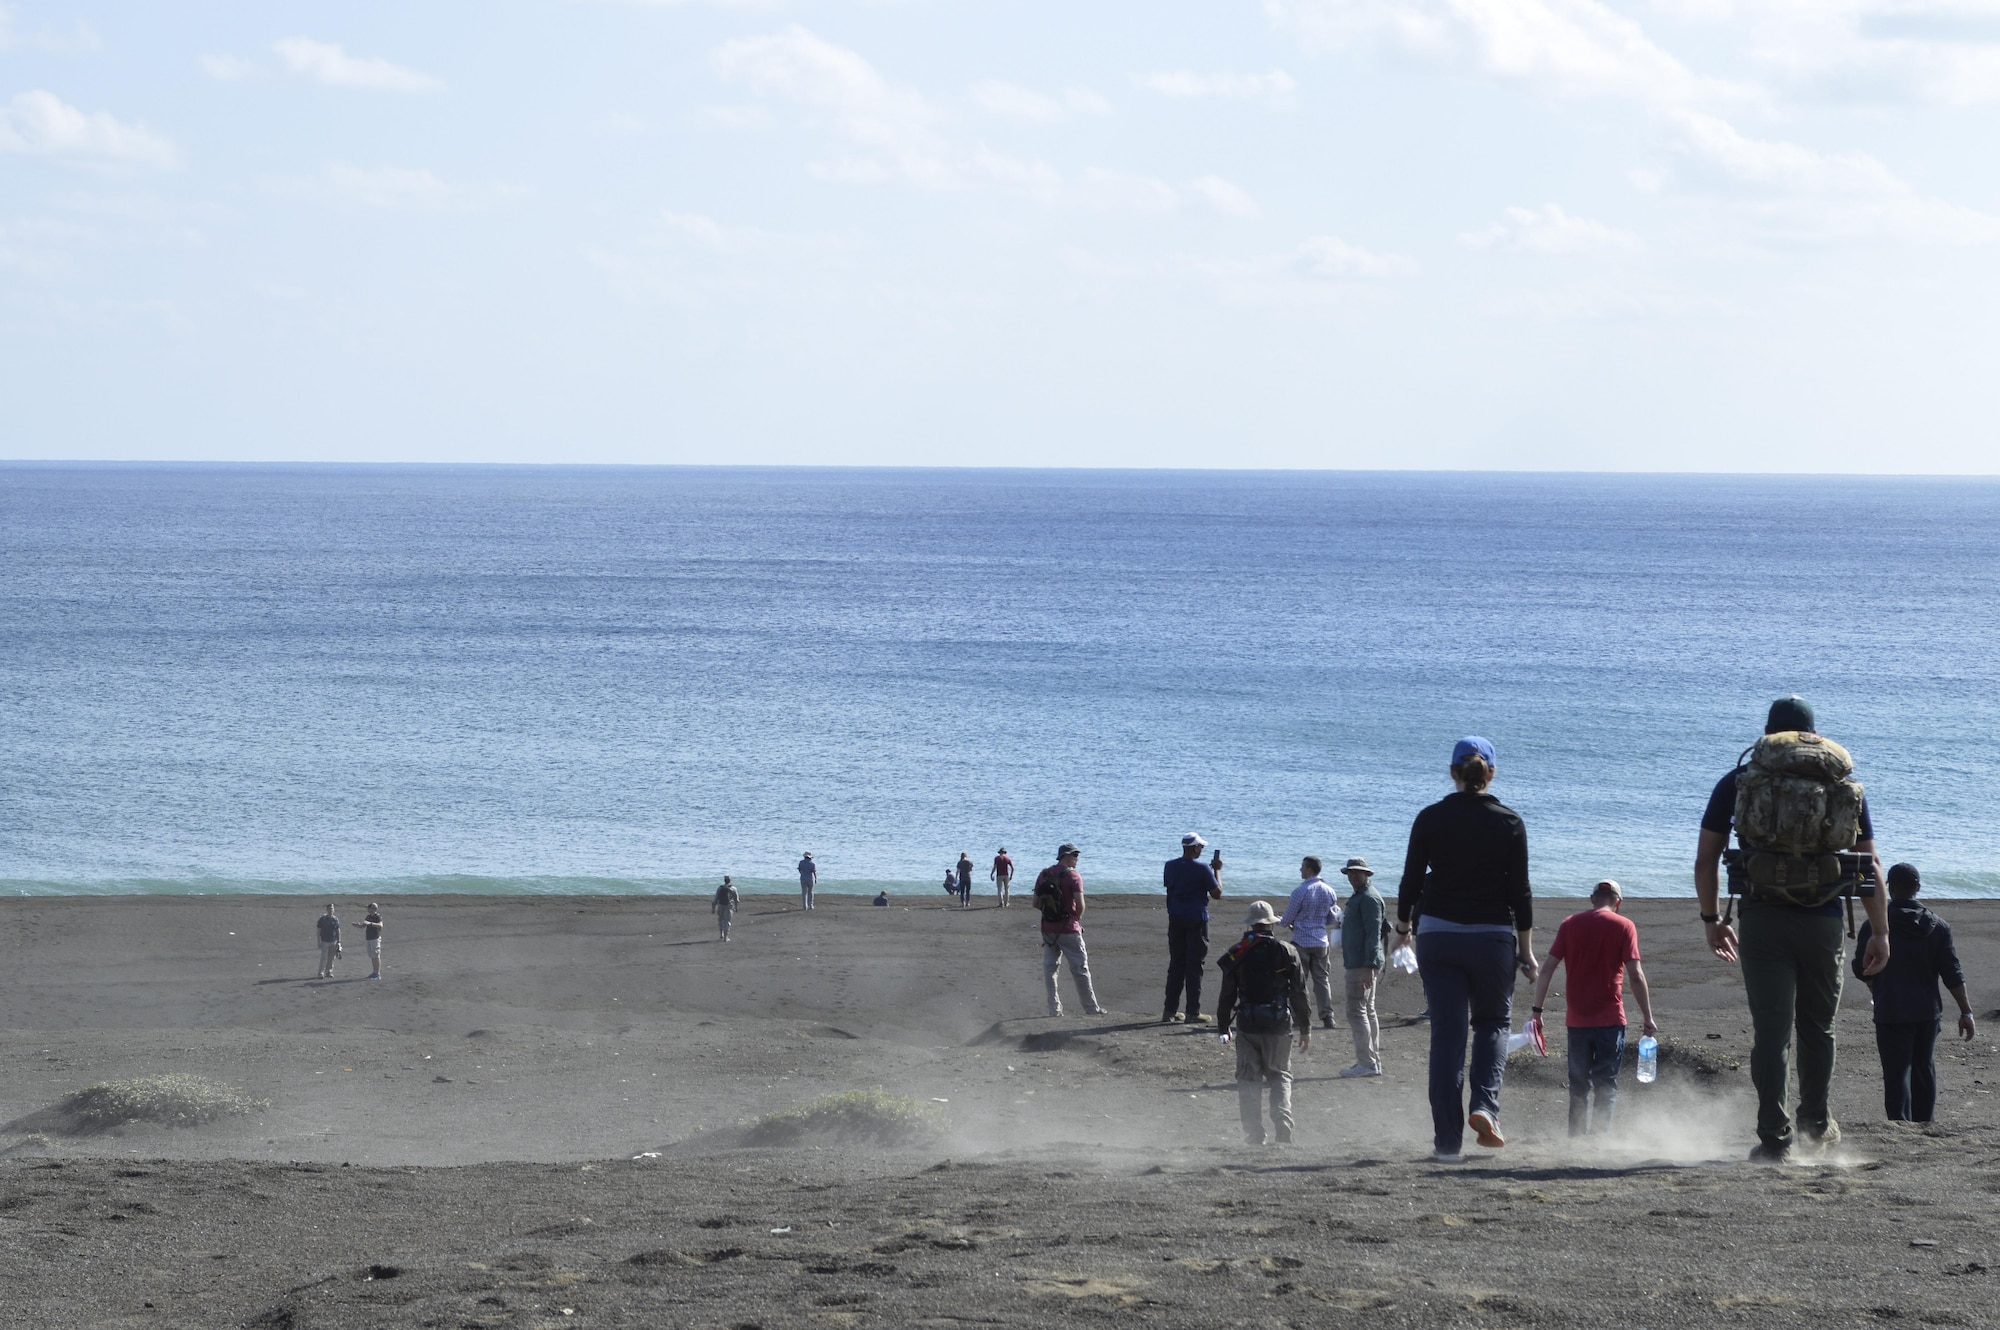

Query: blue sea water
[2,464,1997,899]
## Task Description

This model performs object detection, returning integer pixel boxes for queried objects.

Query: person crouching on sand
[713,875,740,942]
[362,902,386,980]
[315,903,341,979]
[1390,736,1539,1161]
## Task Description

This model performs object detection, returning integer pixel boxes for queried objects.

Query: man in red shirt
[1033,842,1105,1018]
[992,847,1015,908]
[1529,880,1658,1136]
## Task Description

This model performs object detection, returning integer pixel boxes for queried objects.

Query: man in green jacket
[1339,857,1387,1077]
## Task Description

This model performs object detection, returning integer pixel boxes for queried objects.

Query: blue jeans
[1416,929,1516,1154]
[1566,1025,1625,1135]
[1876,1018,1941,1122]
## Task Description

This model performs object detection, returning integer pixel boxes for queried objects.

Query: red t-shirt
[1547,907,1640,1029]
[993,854,1014,879]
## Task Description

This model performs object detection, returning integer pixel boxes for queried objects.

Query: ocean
[3,464,1996,899]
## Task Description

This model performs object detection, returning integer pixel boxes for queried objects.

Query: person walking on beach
[315,903,341,980]
[1852,864,1975,1123]
[797,852,818,911]
[1033,842,1105,1018]
[1280,856,1341,1031]
[1163,833,1223,1024]
[1694,696,1888,1162]
[1339,857,1388,1077]
[712,875,739,942]
[956,852,974,907]
[992,847,1014,908]
[1390,736,1538,1161]
[1217,901,1312,1144]
[362,902,386,980]
[1529,880,1657,1136]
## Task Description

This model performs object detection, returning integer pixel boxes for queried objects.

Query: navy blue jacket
[1164,857,1220,922]
[1853,899,1965,1024]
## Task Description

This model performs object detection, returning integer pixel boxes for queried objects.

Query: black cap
[1887,863,1921,892]
[1765,696,1815,735]
[1057,842,1080,858]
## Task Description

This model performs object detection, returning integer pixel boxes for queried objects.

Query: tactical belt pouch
[1237,1001,1291,1034]
[1724,849,1876,906]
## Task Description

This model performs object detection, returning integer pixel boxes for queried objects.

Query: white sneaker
[1431,1150,1463,1162]
[1337,1064,1382,1079]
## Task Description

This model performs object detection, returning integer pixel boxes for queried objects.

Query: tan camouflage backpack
[1731,730,1865,906]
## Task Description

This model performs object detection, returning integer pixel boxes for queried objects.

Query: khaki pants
[1042,932,1101,1016]
[1297,946,1337,1025]
[1346,968,1381,1070]
[1738,904,1845,1149]
[318,941,337,977]
[1235,1029,1295,1142]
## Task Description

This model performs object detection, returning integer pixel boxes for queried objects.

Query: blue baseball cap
[1451,735,1496,768]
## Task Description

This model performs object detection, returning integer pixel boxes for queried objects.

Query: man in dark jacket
[1853,864,1975,1123]
[1163,833,1224,1025]
[1217,901,1312,1144]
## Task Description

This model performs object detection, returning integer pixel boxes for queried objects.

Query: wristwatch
[1700,912,1720,923]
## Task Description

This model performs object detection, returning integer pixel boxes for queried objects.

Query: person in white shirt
[1280,856,1343,1031]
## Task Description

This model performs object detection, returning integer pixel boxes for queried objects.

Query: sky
[2,1,1998,472]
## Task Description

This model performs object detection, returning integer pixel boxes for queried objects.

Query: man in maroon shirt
[1529,880,1658,1136]
[1033,842,1105,1017]
[992,847,1015,908]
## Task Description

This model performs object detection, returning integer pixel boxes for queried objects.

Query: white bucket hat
[1243,900,1279,927]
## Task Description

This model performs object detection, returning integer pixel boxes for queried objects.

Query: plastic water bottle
[1390,947,1418,975]
[1636,1035,1658,1084]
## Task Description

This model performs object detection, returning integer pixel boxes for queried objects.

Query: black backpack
[1222,936,1294,1033]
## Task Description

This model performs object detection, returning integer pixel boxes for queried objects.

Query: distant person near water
[991,847,1014,907]
[1695,696,1888,1163]
[956,852,974,907]
[1391,736,1538,1161]
[1033,842,1105,1018]
[1529,879,1657,1136]
[315,903,341,980]
[1217,901,1312,1145]
[1163,833,1223,1025]
[362,902,385,980]
[1852,864,1975,1123]
[1339,857,1388,1078]
[712,875,739,941]
[1280,856,1341,1031]
[872,891,889,907]
[797,852,817,911]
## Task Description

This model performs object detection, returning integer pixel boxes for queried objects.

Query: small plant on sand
[743,1089,947,1149]
[7,1074,269,1136]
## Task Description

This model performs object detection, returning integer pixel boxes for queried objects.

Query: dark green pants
[1737,904,1845,1149]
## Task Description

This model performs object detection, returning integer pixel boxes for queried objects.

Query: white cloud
[1461,202,1644,252]
[967,80,1111,124]
[263,163,522,213]
[272,38,443,93]
[200,54,263,82]
[1659,109,2000,244]
[1135,69,1299,108]
[0,90,180,172]
[0,4,98,53]
[714,27,1180,211]
[1267,0,1724,107]
[1188,175,1264,218]
[1297,233,1420,277]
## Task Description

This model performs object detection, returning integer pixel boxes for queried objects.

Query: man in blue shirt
[1280,856,1341,1031]
[1163,833,1223,1024]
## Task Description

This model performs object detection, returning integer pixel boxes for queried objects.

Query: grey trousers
[1346,968,1381,1069]
[1042,932,1101,1015]
[1235,1029,1295,1142]
[716,907,734,939]
[1297,946,1336,1024]
[318,941,337,976]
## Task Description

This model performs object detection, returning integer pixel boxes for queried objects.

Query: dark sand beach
[5,892,1999,1327]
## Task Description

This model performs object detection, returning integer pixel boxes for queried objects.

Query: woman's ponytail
[1452,754,1492,793]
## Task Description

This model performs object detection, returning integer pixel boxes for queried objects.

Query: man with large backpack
[1032,842,1106,1018]
[1216,901,1312,1144]
[1695,696,1889,1163]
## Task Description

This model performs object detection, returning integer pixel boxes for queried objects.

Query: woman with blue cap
[1389,735,1539,1161]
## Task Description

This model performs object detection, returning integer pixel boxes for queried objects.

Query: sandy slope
[4,892,1999,1327]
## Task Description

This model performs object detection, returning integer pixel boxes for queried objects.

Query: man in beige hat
[1216,900,1312,1144]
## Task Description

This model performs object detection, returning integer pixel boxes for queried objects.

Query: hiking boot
[1162,1008,1180,1024]
[1468,1110,1505,1148]
[1748,1141,1791,1164]
[1321,1016,1336,1031]
[1803,1120,1842,1151]
[1186,1014,1211,1026]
